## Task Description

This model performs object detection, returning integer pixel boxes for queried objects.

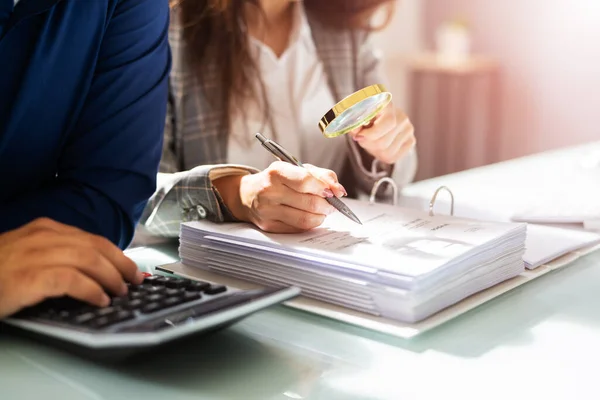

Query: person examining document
[140,0,417,236]
[0,0,169,316]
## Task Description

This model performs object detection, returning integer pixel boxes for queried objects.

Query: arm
[139,95,258,237]
[1,0,170,249]
[140,166,258,238]
[346,32,417,194]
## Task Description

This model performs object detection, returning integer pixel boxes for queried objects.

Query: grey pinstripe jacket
[139,8,417,237]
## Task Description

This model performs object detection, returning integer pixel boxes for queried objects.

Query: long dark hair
[170,0,395,138]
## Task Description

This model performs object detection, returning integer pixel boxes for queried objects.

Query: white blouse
[227,4,347,174]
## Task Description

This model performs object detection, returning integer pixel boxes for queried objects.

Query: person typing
[0,0,169,315]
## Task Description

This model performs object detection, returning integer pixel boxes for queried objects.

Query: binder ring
[429,186,454,216]
[369,177,398,206]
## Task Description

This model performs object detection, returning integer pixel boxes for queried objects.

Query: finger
[348,108,386,138]
[378,131,415,165]
[0,217,76,244]
[0,267,110,317]
[353,106,397,143]
[389,133,417,162]
[369,117,413,154]
[41,220,142,285]
[361,119,375,129]
[23,243,128,296]
[32,267,110,308]
[23,230,142,286]
[348,116,376,138]
[348,126,362,136]
[84,235,142,284]
[268,161,331,196]
[271,188,336,216]
[270,204,327,231]
[303,164,346,197]
[254,219,305,234]
[26,217,85,235]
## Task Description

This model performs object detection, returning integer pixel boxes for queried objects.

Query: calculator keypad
[20,276,227,331]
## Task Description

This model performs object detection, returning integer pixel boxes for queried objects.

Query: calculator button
[129,291,144,299]
[146,294,164,303]
[154,277,174,286]
[57,310,72,320]
[187,281,210,292]
[165,280,187,289]
[96,307,118,317]
[204,285,227,295]
[90,316,112,329]
[182,292,202,302]
[124,299,144,310]
[111,296,129,307]
[145,286,166,294]
[143,276,162,285]
[113,310,135,324]
[165,288,184,297]
[74,312,96,325]
[162,297,184,308]
[141,303,161,314]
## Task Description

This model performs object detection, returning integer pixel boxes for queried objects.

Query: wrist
[212,174,248,222]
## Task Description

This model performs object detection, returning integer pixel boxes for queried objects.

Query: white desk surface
[2,143,600,400]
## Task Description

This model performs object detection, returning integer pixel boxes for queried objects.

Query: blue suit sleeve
[1,0,170,249]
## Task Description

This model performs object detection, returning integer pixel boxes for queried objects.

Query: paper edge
[157,261,558,339]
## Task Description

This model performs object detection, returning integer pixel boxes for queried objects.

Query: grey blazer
[140,7,417,237]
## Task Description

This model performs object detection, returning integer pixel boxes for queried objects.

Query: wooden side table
[407,53,501,181]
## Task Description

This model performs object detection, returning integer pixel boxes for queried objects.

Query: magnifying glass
[318,84,393,138]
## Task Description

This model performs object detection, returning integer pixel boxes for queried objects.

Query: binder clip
[369,177,399,206]
[428,186,455,217]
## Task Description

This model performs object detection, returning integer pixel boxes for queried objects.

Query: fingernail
[135,269,145,284]
[338,184,348,197]
[101,294,111,307]
[363,120,375,129]
[121,282,128,296]
[323,189,334,198]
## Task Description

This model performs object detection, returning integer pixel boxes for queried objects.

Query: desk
[2,147,600,400]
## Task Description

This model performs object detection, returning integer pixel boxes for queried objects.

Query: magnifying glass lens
[319,84,393,138]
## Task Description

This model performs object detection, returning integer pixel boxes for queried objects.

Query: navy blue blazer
[0,0,170,248]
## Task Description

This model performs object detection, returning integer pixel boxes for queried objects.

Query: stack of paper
[399,196,600,269]
[523,224,600,269]
[179,200,526,323]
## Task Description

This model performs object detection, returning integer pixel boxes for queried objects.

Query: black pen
[255,133,362,225]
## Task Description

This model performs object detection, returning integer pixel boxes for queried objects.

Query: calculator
[1,274,300,361]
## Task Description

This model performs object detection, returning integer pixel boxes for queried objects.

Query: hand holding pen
[255,133,362,225]
[211,134,358,234]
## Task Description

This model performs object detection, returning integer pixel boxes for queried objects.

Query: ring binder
[429,186,454,217]
[369,177,398,206]
[369,177,454,218]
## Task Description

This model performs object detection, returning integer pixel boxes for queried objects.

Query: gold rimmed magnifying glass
[318,84,393,138]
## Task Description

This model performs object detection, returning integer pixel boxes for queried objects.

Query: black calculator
[1,274,300,360]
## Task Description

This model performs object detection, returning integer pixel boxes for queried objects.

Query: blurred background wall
[371,0,600,180]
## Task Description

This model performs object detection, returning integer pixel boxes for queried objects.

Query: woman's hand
[214,161,346,233]
[349,103,416,165]
[0,218,144,319]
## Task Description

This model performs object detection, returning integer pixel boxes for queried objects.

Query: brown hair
[170,0,395,139]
